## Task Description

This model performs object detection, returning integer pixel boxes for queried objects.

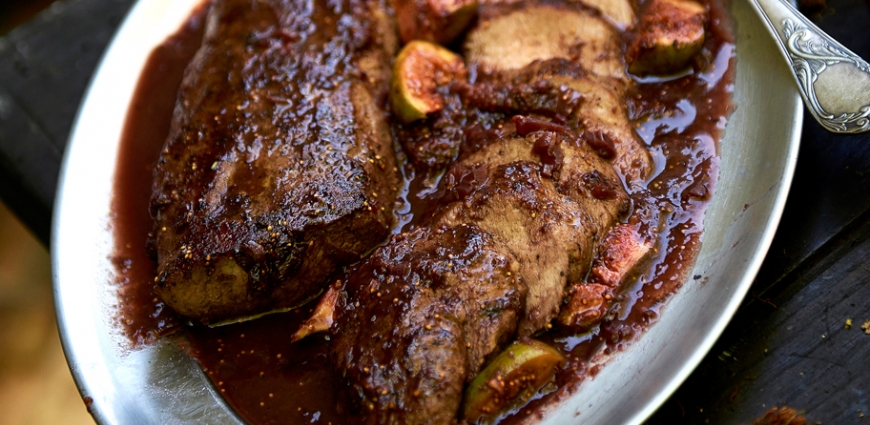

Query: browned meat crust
[331,225,526,425]
[150,0,400,323]
[326,1,648,422]
[434,129,630,336]
[465,4,654,184]
[558,224,652,331]
[330,126,630,424]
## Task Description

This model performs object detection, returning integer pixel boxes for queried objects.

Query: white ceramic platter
[52,0,802,423]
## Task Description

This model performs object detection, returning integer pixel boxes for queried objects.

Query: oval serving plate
[52,0,802,423]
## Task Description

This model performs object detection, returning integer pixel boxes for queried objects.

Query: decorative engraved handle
[749,0,870,134]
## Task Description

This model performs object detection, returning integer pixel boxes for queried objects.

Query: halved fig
[389,40,468,123]
[462,339,565,423]
[588,224,653,288]
[395,0,479,45]
[625,0,708,76]
[558,225,652,332]
[557,283,612,332]
[290,284,339,342]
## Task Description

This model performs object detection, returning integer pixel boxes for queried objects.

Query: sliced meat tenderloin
[327,128,631,425]
[323,2,654,423]
[466,3,626,80]
[433,130,630,336]
[330,225,526,425]
[476,0,636,30]
[465,3,654,185]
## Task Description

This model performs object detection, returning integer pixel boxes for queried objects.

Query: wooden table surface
[0,0,868,423]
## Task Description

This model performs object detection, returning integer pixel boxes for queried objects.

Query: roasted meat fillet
[325,0,653,423]
[150,0,400,323]
[397,2,652,183]
[331,225,526,425]
[434,130,631,336]
[330,128,631,424]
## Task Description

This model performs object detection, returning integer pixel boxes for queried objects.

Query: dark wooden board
[0,0,135,243]
[647,212,870,424]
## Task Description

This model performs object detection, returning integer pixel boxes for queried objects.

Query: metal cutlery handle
[749,0,870,134]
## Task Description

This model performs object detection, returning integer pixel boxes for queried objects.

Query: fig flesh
[389,40,467,123]
[462,339,565,423]
[625,0,708,76]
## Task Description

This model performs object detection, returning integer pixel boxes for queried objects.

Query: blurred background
[1,1,95,424]
[0,204,92,424]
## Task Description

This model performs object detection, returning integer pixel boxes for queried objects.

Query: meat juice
[110,0,734,423]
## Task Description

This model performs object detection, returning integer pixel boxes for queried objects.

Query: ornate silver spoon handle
[748,0,870,134]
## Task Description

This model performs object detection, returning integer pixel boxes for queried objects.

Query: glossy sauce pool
[110,1,734,423]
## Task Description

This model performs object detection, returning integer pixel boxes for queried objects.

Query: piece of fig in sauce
[462,339,565,424]
[389,40,468,123]
[625,0,708,76]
